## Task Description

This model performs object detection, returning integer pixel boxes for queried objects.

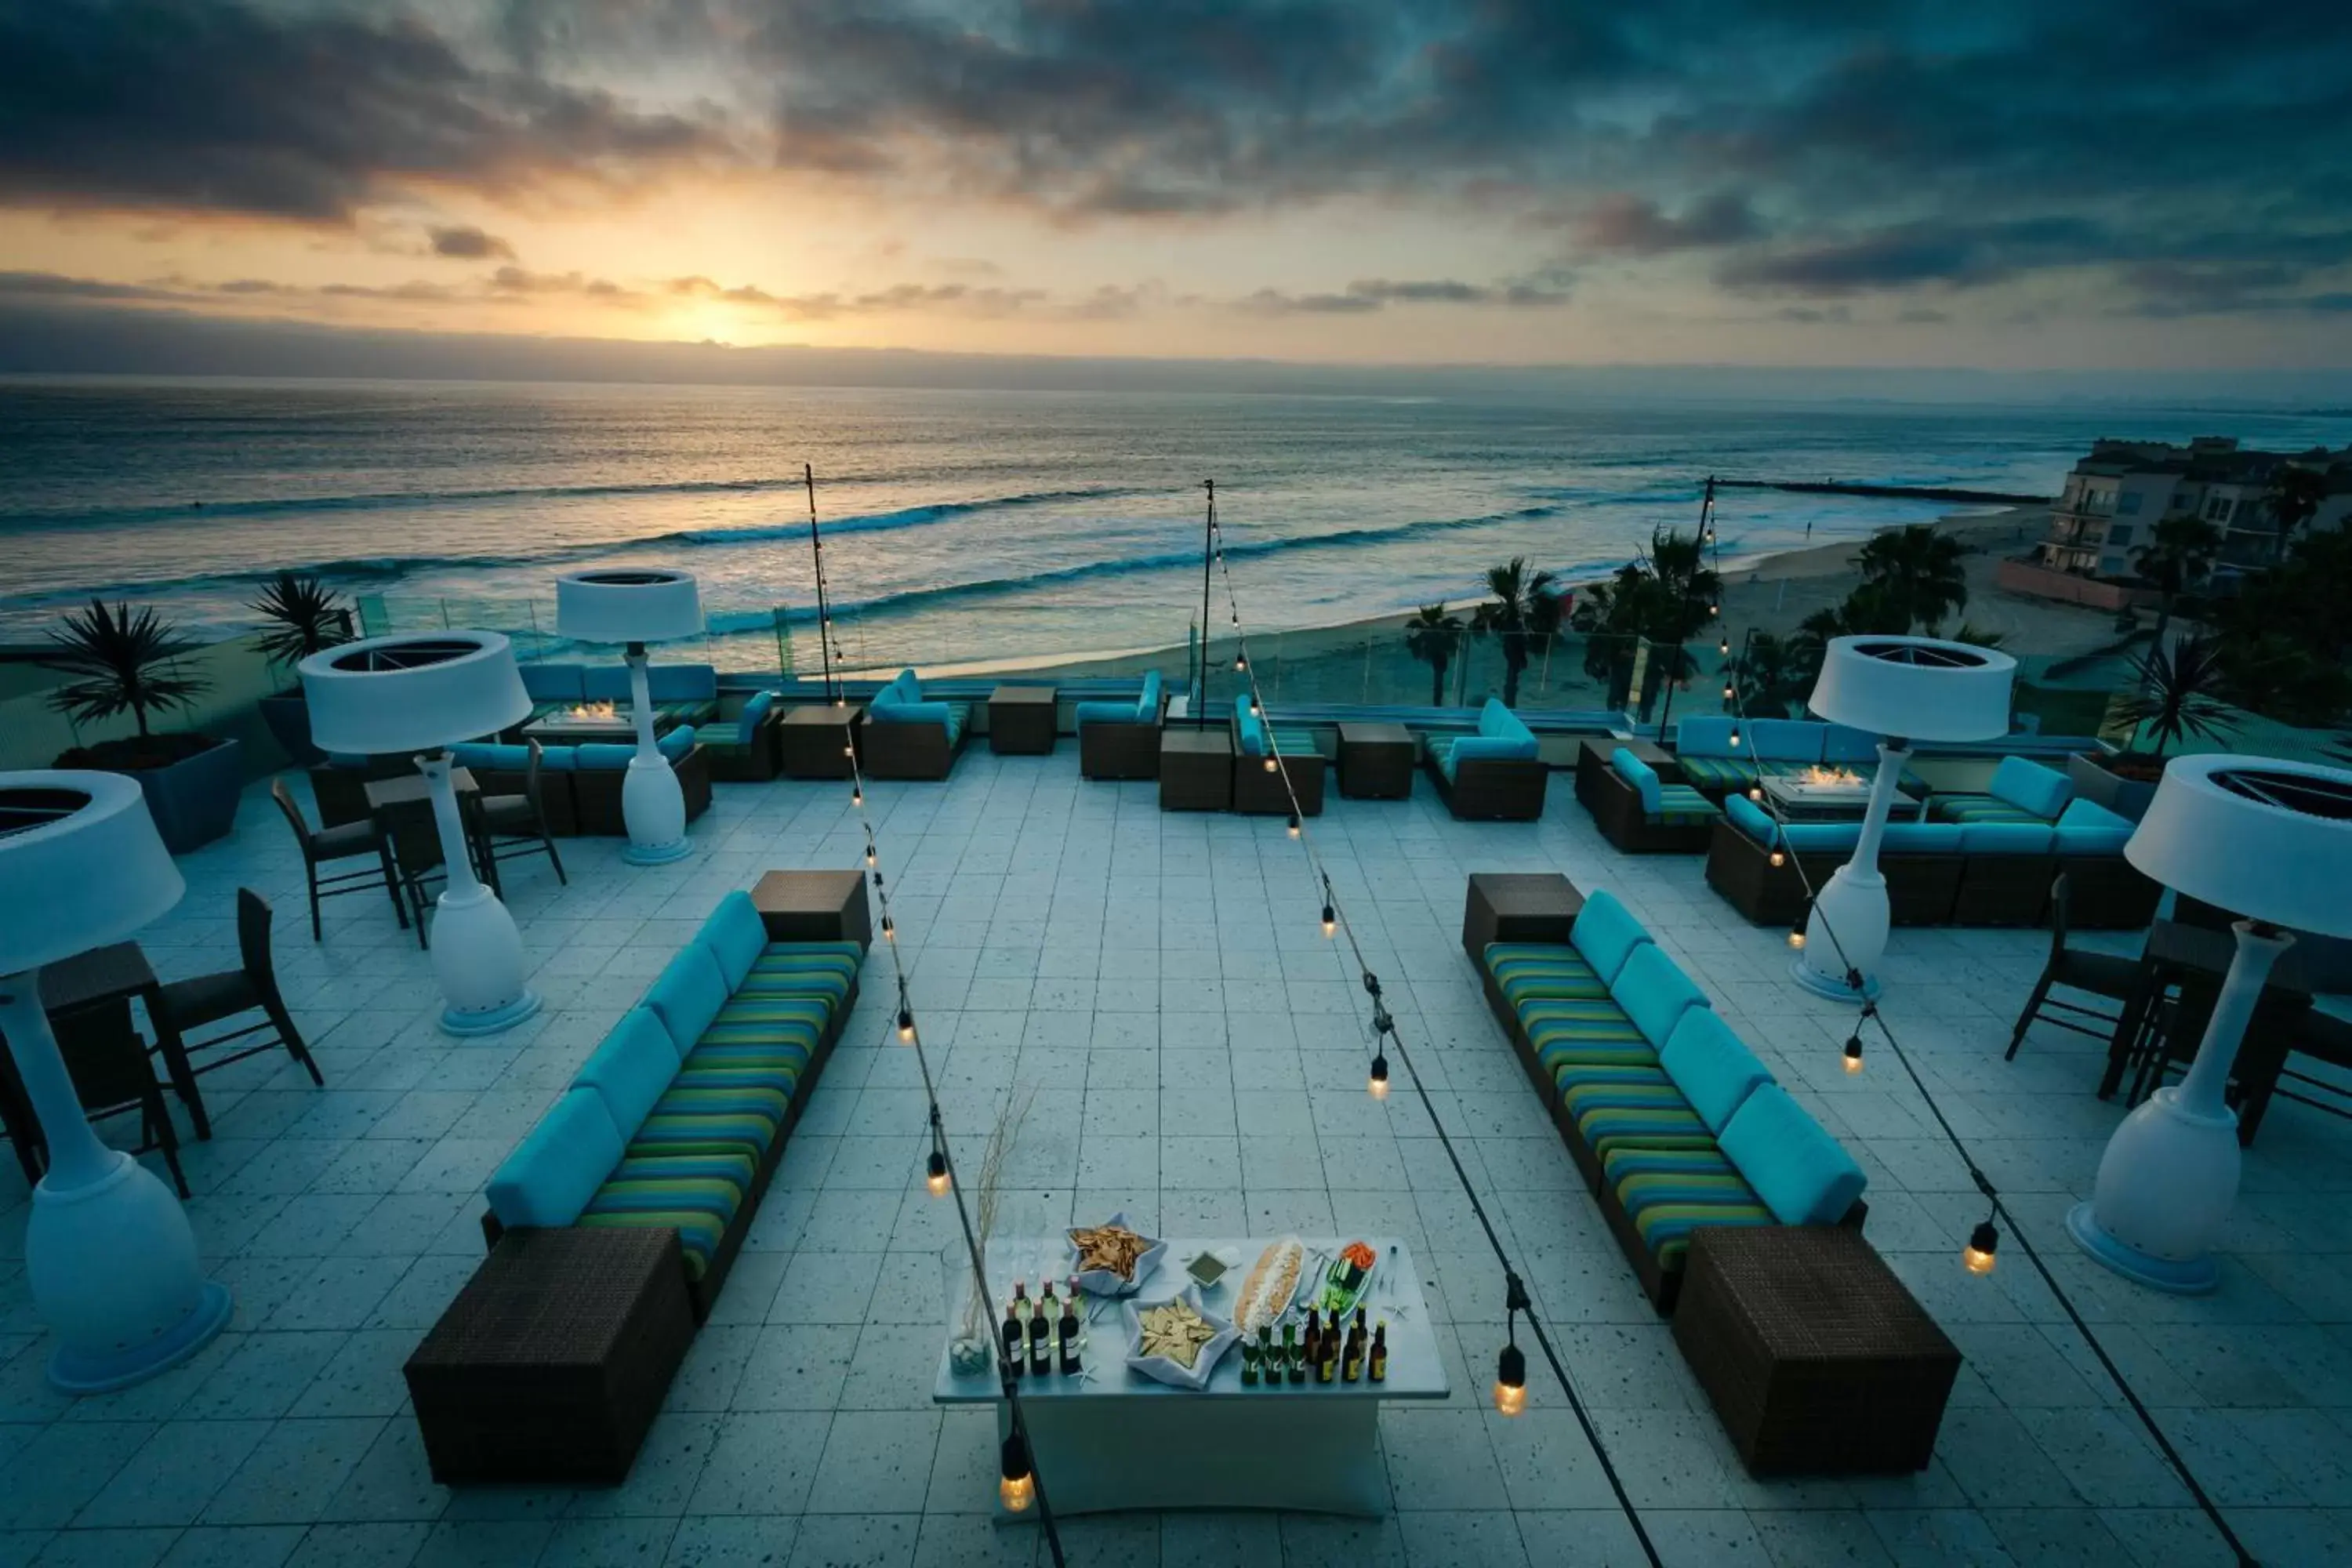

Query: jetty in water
[1715,478,2052,506]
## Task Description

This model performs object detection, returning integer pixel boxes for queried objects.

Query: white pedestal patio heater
[1793,635,2017,1001]
[0,771,233,1392]
[2069,755,2352,1293]
[301,631,540,1035]
[555,569,704,866]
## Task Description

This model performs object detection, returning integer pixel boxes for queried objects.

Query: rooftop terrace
[5,746,2352,1568]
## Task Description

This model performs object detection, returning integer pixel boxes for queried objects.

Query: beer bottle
[1368,1319,1388,1383]
[1283,1322,1304,1384]
[1302,1310,1321,1381]
[1341,1315,1364,1382]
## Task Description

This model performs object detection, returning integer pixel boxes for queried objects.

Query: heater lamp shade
[0,771,184,975]
[556,569,704,644]
[1806,635,2016,742]
[2125,755,2352,938]
[299,632,532,757]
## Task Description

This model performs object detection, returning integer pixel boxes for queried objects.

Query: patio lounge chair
[862,669,971,780]
[1078,670,1166,779]
[1229,695,1325,815]
[1425,699,1547,820]
[1585,746,1722,851]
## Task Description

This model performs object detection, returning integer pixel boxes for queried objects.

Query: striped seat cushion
[1675,755,1758,791]
[678,1036,814,1101]
[1932,796,2049,825]
[1523,998,1656,1077]
[578,1147,757,1278]
[1649,784,1722,826]
[1265,729,1319,760]
[1561,1072,1713,1158]
[736,942,862,1007]
[702,993,829,1051]
[1485,943,1610,1005]
[630,1081,789,1162]
[1604,1145,1775,1267]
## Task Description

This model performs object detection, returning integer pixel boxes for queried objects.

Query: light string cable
[1201,479,1665,1568]
[810,473,1069,1565]
[1703,496,2256,1567]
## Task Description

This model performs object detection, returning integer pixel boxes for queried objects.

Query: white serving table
[933,1236,1447,1518]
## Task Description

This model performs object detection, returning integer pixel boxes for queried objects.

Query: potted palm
[1403,604,1465,706]
[249,572,355,765]
[44,599,244,852]
[2070,633,2234,820]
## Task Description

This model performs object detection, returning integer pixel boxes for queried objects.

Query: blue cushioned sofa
[1670,716,1892,798]
[702,690,784,782]
[450,727,711,838]
[1229,694,1326,815]
[1584,745,1724,852]
[1425,699,1548,820]
[482,890,864,1318]
[1465,878,1868,1312]
[520,662,722,729]
[1078,671,1167,780]
[862,668,971,780]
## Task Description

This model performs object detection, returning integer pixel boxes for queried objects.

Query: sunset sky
[3,0,2350,370]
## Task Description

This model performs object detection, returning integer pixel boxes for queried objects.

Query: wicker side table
[989,684,1058,754]
[779,704,863,779]
[1673,1225,1959,1476]
[405,1227,695,1484]
[1160,728,1232,811]
[1461,872,1585,961]
[752,868,873,948]
[1337,722,1414,799]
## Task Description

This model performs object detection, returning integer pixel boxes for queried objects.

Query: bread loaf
[1234,1236,1305,1332]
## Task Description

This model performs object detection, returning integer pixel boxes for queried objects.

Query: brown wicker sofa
[1078,671,1167,780]
[1424,699,1548,821]
[1228,699,1326,815]
[1582,743,1724,852]
[862,669,971,780]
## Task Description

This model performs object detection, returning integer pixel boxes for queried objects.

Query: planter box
[2066,753,2157,822]
[257,692,325,767]
[135,738,246,853]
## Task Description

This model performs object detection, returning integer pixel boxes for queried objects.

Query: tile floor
[5,745,2352,1568]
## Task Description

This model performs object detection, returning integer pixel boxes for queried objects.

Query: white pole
[1793,738,1909,1000]
[416,751,540,1033]
[618,641,690,864]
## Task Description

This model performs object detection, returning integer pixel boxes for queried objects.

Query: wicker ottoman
[1461,872,1585,961]
[779,704,862,779]
[989,684,1058,754]
[1337,722,1414,799]
[1160,728,1232,811]
[405,1228,695,1484]
[1673,1226,1959,1476]
[751,868,873,947]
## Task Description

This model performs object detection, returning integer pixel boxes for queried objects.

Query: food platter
[1121,1284,1238,1392]
[1066,1212,1167,1298]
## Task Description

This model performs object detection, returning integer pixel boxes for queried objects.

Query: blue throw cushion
[737,689,776,746]
[1232,695,1268,755]
[1718,1083,1867,1225]
[1989,756,2072,820]
[2055,797,2134,856]
[1658,1009,1773,1134]
[521,664,586,703]
[648,664,718,702]
[1450,735,1538,768]
[1882,822,1965,853]
[1610,747,1662,814]
[575,743,635,770]
[1570,888,1653,985]
[894,668,921,702]
[574,1007,683,1139]
[1959,821,2058,855]
[1781,821,1862,853]
[1675,716,1738,757]
[1138,670,1163,717]
[1608,942,1713,1048]
[646,941,731,1056]
[1748,719,1828,762]
[486,1088,624,1229]
[659,725,696,760]
[876,699,955,728]
[702,890,769,990]
[452,742,532,771]
[1818,725,1881,764]
[583,665,633,702]
[1724,793,1779,847]
[1477,697,1534,744]
[1075,699,1135,725]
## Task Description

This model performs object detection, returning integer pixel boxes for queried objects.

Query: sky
[2,0,2350,375]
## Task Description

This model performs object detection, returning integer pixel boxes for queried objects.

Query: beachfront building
[2031,435,2352,581]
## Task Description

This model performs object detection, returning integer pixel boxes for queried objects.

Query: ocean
[3,377,2345,673]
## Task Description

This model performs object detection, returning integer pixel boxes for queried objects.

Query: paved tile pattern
[4,747,2351,1568]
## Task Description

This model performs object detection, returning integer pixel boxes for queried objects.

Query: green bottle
[1240,1339,1260,1386]
[1283,1322,1303,1384]
[1257,1326,1276,1387]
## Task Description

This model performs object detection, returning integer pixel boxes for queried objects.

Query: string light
[897,1005,916,1043]
[1728,725,1743,749]
[1234,654,1247,672]
[999,1434,1036,1512]
[927,1149,950,1196]
[1287,813,1301,838]
[1787,913,1807,951]
[1769,848,1787,869]
[866,845,877,868]
[1722,682,1736,702]
[881,916,895,942]
[1964,1218,2000,1276]
[851,785,863,807]
[1262,756,1279,773]
[1494,1272,1532,1416]
[1748,785,1764,801]
[1368,1052,1390,1098]
[1842,1034,1864,1075]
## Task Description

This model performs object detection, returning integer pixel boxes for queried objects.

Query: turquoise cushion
[647,664,718,702]
[1749,720,1828,763]
[659,725,696,760]
[1819,725,1881,764]
[1138,670,1163,717]
[1882,822,1965,853]
[1570,889,1652,987]
[646,941,731,1056]
[521,665,586,704]
[536,746,575,771]
[574,1007,684,1139]
[1724,793,1777,846]
[896,668,921,702]
[869,681,899,713]
[1719,1083,1867,1225]
[1609,943,1712,1049]
[486,1088,624,1230]
[702,891,769,991]
[1657,1008,1773,1134]
[452,742,532,771]
[1989,757,2071,819]
[877,699,955,728]
[1233,695,1268,755]
[576,743,635,770]
[1076,699,1135,725]
[1675,716,1738,757]
[1959,821,2057,855]
[738,689,775,746]
[1450,735,1538,767]
[583,666,633,702]
[2055,797,2133,855]
[1610,747,1662,814]
[1781,821,1862,853]
[1478,697,1534,744]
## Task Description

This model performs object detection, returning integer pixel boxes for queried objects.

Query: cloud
[1714,218,2111,296]
[1239,273,1573,314]
[491,266,637,300]
[0,270,178,302]
[428,225,516,260]
[1572,192,1759,255]
[0,0,731,222]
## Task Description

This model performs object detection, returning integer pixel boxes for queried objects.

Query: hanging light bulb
[1235,654,1247,672]
[1262,756,1279,774]
[1722,682,1736,702]
[1787,913,1807,951]
[1748,785,1763,802]
[998,1434,1035,1512]
[881,916,895,942]
[1247,694,1261,715]
[1728,725,1743,749]
[1287,813,1301,838]
[926,1149,950,1196]
[1369,1053,1390,1099]
[1842,1035,1864,1075]
[1709,601,1721,616]
[1494,1342,1528,1416]
[897,1007,915,1043]
[1964,1219,2000,1276]
[1321,903,1336,937]
[1768,848,1787,869]
[851,786,863,807]
[1719,635,1731,657]
[865,845,877,868]
[844,743,855,758]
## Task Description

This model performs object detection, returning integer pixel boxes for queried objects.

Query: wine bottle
[1001,1296,1025,1378]
[1368,1320,1388,1383]
[1058,1289,1082,1376]
[1026,1290,1052,1377]
[1011,1280,1029,1323]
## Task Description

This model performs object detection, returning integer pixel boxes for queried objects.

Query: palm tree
[1403,604,1465,706]
[248,572,354,671]
[42,599,209,739]
[2129,512,2221,655]
[1472,557,1566,707]
[1730,631,1809,717]
[1566,528,1719,710]
[1853,524,1969,633]
[2113,633,2233,760]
